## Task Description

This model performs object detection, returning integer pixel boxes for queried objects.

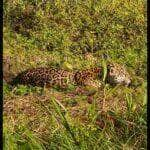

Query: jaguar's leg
[81,79,102,104]
[83,79,102,96]
[74,86,86,95]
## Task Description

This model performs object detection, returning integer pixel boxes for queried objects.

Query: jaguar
[9,63,131,89]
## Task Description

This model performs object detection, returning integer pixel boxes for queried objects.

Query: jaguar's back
[10,67,74,89]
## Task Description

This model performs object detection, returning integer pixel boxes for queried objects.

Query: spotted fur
[10,63,131,89]
[74,67,102,86]
[11,67,74,89]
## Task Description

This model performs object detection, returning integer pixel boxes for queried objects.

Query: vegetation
[3,0,147,149]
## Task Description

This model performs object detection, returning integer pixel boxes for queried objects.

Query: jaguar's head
[106,63,131,86]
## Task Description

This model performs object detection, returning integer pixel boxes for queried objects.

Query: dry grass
[3,0,147,149]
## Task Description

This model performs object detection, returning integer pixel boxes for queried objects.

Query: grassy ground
[3,0,147,149]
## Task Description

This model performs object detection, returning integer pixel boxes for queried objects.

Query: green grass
[3,0,147,149]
